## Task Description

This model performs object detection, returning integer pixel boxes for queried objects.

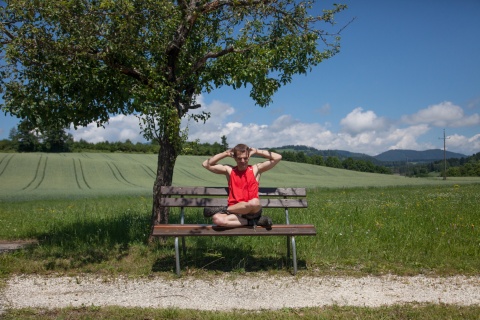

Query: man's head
[232,144,250,170]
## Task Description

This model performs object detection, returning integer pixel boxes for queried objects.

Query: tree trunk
[149,137,178,240]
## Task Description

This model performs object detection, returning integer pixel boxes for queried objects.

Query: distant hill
[268,145,466,163]
[374,149,467,162]
[269,145,378,161]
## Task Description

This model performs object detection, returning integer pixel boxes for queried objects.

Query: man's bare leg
[210,198,272,228]
[212,213,247,227]
[226,198,261,215]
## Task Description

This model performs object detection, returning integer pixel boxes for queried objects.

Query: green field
[1,152,479,201]
[1,152,480,319]
[1,152,479,276]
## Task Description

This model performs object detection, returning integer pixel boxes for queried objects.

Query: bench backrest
[160,186,307,208]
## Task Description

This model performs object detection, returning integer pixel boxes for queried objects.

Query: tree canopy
[1,0,348,224]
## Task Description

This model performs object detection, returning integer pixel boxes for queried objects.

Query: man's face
[234,151,249,171]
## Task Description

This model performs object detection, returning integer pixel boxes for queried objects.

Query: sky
[1,0,479,156]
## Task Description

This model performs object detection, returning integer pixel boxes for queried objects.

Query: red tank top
[228,165,259,206]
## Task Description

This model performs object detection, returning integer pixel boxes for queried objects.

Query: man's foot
[203,206,227,218]
[248,215,273,229]
[257,216,273,228]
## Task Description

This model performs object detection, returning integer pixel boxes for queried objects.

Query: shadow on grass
[27,211,151,270]
[15,208,306,274]
[151,237,308,273]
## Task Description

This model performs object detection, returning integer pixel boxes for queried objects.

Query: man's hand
[248,147,257,157]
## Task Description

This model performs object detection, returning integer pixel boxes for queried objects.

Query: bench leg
[182,237,186,257]
[291,236,297,275]
[286,236,298,275]
[174,237,181,276]
[286,236,291,266]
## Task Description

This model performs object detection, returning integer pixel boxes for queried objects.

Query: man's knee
[212,214,235,226]
[248,198,261,212]
[212,214,225,226]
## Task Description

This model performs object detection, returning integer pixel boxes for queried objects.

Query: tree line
[1,125,391,174]
[442,152,480,177]
[2,123,479,176]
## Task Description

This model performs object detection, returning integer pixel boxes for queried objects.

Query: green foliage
[445,153,480,177]
[279,150,392,174]
[1,0,347,136]
[6,121,74,152]
[14,119,40,152]
[406,152,480,178]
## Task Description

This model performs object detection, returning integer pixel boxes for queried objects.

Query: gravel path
[1,274,479,311]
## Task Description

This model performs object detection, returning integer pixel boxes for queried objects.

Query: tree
[220,135,228,150]
[296,151,307,163]
[15,119,40,152]
[6,127,19,150]
[41,126,74,152]
[1,0,348,226]
[325,155,342,168]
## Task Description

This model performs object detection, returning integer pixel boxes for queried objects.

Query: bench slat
[161,186,306,197]
[152,224,317,236]
[160,198,307,208]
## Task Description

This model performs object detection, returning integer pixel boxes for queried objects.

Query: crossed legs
[212,198,261,227]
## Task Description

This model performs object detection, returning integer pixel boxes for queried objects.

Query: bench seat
[153,224,317,236]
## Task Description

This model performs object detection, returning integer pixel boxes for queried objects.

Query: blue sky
[1,0,479,156]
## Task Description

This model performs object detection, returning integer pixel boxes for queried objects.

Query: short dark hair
[232,144,249,158]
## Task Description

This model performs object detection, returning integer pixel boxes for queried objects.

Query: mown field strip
[21,154,47,191]
[1,152,479,201]
[0,153,15,177]
[72,158,91,190]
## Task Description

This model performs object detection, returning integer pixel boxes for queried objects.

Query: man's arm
[249,148,282,173]
[202,150,232,175]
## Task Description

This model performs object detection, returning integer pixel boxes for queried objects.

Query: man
[202,144,282,228]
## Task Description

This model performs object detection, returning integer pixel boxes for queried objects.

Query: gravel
[1,274,479,311]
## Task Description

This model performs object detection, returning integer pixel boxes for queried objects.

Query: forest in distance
[1,126,479,177]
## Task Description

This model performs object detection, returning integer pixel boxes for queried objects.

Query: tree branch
[201,0,275,14]
[191,46,235,73]
[101,50,151,87]
[0,22,16,45]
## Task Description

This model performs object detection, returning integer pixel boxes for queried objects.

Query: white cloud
[65,97,479,156]
[340,107,388,135]
[68,114,147,144]
[402,101,480,127]
[446,133,480,156]
[386,125,432,151]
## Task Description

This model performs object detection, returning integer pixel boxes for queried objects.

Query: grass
[1,153,480,318]
[2,152,480,201]
[1,184,479,277]
[3,304,480,320]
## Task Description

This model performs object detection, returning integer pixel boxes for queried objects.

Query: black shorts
[229,208,262,220]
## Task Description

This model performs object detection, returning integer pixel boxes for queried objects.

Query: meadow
[1,152,480,319]
[2,152,479,201]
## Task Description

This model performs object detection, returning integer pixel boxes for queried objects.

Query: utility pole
[439,129,450,180]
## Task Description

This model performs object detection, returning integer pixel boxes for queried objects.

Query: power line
[439,129,451,180]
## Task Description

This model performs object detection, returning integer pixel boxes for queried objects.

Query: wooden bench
[152,186,316,276]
